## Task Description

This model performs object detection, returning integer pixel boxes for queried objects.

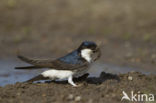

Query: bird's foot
[68,75,78,87]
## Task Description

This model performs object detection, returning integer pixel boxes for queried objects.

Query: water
[0,59,44,86]
[88,62,156,77]
[0,59,155,86]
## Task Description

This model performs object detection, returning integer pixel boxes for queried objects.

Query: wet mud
[0,72,156,103]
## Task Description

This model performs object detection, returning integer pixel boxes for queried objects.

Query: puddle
[89,62,156,77]
[0,59,155,86]
[0,59,44,86]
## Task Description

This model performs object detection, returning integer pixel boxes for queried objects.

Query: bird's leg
[68,75,77,87]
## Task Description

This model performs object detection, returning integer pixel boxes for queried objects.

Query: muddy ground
[0,0,156,103]
[0,72,156,103]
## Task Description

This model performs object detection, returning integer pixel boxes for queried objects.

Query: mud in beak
[93,47,101,61]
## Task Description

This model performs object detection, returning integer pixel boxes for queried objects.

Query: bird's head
[78,41,101,63]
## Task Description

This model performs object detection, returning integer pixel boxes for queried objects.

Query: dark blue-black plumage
[58,41,97,64]
[58,50,84,64]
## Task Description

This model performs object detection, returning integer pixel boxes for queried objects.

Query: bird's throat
[81,49,92,63]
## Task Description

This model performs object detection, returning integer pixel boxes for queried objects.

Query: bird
[15,41,101,86]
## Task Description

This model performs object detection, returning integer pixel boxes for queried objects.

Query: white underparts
[81,49,92,63]
[41,69,77,86]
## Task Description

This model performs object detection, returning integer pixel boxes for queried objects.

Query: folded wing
[15,55,89,70]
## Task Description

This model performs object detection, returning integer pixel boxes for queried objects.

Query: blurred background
[0,0,156,85]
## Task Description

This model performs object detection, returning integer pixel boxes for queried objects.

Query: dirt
[0,0,156,103]
[0,72,155,103]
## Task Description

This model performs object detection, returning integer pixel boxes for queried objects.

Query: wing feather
[17,55,89,70]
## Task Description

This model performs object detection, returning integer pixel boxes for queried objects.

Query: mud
[0,72,156,103]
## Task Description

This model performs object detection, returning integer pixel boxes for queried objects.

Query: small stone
[42,94,46,97]
[75,96,81,102]
[68,94,74,100]
[128,76,133,81]
[17,92,21,96]
[105,95,109,98]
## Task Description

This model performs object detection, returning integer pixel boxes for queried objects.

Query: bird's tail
[15,66,41,69]
[15,55,44,69]
[17,55,46,66]
[25,75,49,82]
[17,55,37,64]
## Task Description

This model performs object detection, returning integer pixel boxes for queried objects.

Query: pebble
[128,76,133,81]
[68,94,74,100]
[75,96,81,102]
[42,94,46,97]
[17,92,21,96]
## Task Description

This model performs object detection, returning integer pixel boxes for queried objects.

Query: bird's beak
[93,47,101,61]
[93,47,100,53]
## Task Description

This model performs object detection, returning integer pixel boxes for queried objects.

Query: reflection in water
[0,59,155,86]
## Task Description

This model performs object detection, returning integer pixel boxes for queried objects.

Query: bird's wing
[15,55,89,70]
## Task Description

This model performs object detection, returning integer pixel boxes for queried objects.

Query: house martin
[15,41,101,86]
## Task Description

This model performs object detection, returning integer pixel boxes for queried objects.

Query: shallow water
[0,59,155,86]
[0,59,45,86]
[89,62,156,77]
